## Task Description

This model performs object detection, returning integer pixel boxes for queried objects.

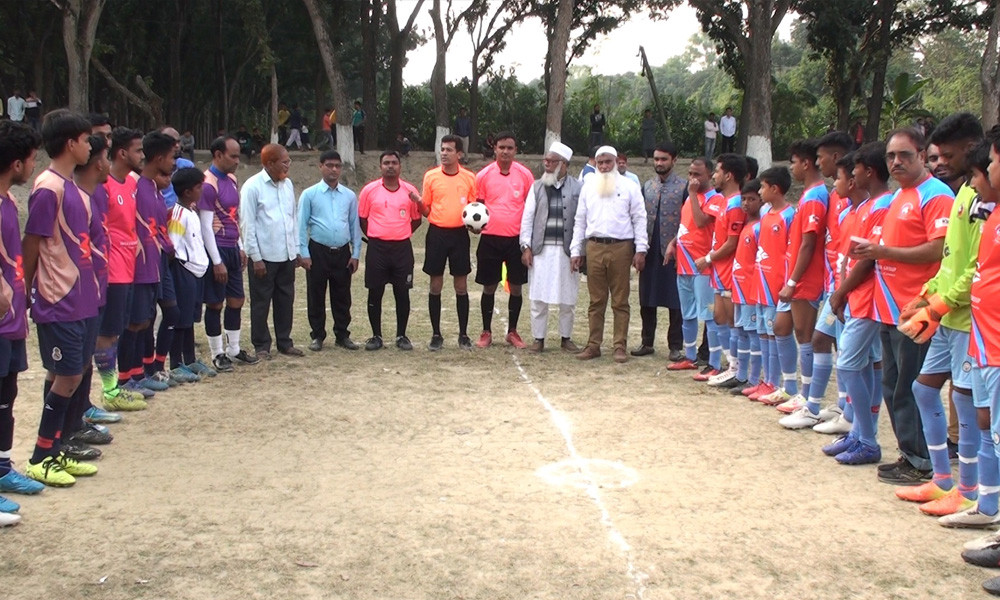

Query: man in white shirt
[719,107,737,153]
[570,145,648,363]
[6,90,25,122]
[240,143,303,359]
[616,152,641,186]
[704,112,719,158]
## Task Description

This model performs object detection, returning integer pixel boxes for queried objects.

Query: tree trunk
[470,65,481,154]
[215,0,229,129]
[361,0,380,149]
[430,0,450,163]
[865,0,895,142]
[302,0,356,169]
[741,2,775,169]
[270,64,279,144]
[982,0,1000,130]
[61,0,106,113]
[543,0,573,151]
[168,0,188,126]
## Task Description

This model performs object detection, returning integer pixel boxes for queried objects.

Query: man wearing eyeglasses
[240,144,303,360]
[852,127,955,486]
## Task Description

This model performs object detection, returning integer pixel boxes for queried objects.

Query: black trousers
[880,325,931,470]
[639,306,683,351]
[306,240,353,343]
[249,259,296,353]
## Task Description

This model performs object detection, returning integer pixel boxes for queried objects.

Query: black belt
[309,239,349,252]
[588,236,629,244]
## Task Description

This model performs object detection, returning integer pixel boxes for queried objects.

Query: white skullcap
[548,141,573,162]
[596,145,617,158]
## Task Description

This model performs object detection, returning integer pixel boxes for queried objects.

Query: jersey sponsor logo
[51,346,62,362]
[730,222,740,232]
[808,214,820,224]
[677,223,689,238]
[900,204,913,217]
[935,217,949,229]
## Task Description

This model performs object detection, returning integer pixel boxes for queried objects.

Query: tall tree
[302,0,355,169]
[385,0,424,146]
[53,0,106,112]
[691,0,796,168]
[543,0,574,150]
[429,0,476,162]
[359,1,382,149]
[983,1,1000,128]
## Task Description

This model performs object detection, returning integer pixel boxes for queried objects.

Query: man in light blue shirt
[298,150,362,351]
[240,143,303,359]
[160,126,195,209]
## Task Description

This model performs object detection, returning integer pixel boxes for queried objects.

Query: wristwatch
[520,244,530,252]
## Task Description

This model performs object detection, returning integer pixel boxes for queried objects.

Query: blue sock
[866,365,882,435]
[736,328,750,382]
[729,327,739,369]
[682,319,699,361]
[768,337,781,387]
[808,352,833,416]
[776,334,798,395]
[839,367,877,447]
[913,381,952,489]
[717,324,731,368]
[748,334,762,386]
[798,342,814,401]
[953,390,979,500]
[707,321,722,370]
[979,429,1000,516]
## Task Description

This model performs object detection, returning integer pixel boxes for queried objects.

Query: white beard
[594,171,618,198]
[540,171,559,187]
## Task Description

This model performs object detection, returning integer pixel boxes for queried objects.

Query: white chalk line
[509,352,648,600]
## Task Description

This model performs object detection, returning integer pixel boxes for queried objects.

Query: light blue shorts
[734,303,755,330]
[972,366,992,409]
[814,297,843,339]
[677,274,714,322]
[837,317,883,371]
[974,367,1000,451]
[920,326,974,389]
[756,305,777,336]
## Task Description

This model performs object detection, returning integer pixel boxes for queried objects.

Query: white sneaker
[813,413,853,435]
[943,508,1000,533]
[776,394,806,414]
[0,512,20,527]
[759,388,791,406]
[964,529,1000,550]
[817,405,843,422]
[707,368,737,387]
[779,406,821,429]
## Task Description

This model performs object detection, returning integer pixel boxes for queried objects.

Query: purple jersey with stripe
[134,176,169,284]
[198,166,241,248]
[25,169,100,323]
[0,193,27,339]
[90,183,110,303]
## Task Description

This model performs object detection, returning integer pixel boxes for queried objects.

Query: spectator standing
[352,101,366,154]
[641,109,656,163]
[719,107,737,153]
[285,105,304,150]
[454,108,471,162]
[589,104,606,148]
[179,130,195,161]
[276,103,290,145]
[6,91,25,123]
[704,112,719,158]
[24,91,41,132]
[321,107,334,150]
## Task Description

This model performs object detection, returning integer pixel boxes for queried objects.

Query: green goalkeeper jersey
[924,183,979,333]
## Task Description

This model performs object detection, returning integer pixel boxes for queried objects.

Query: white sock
[225,329,241,357]
[208,335,224,358]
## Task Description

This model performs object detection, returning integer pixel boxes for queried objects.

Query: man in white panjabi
[519,142,583,353]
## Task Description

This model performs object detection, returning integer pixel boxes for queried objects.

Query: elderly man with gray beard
[570,145,648,363]
[519,142,583,353]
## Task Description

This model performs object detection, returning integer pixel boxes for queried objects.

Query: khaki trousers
[585,239,634,350]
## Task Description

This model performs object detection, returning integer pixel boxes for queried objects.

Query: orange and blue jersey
[872,176,954,325]
[710,192,746,290]
[0,192,26,339]
[825,190,847,294]
[675,188,720,275]
[844,192,891,320]
[786,182,828,301]
[971,209,1000,366]
[198,165,241,248]
[24,169,101,323]
[756,204,794,306]
[103,172,138,284]
[732,219,760,305]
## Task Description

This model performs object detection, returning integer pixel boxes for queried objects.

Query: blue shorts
[158,254,176,303]
[814,297,842,339]
[677,274,713,322]
[972,366,992,409]
[0,338,27,377]
[837,317,883,371]
[734,303,755,330]
[171,261,205,329]
[129,283,157,325]
[977,367,1000,453]
[777,298,821,312]
[204,246,245,304]
[37,319,94,376]
[99,283,132,337]
[756,305,776,336]
[920,326,974,389]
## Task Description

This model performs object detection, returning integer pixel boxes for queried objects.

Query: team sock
[807,352,833,416]
[31,390,71,464]
[429,293,442,336]
[183,328,196,365]
[776,334,798,395]
[798,341,813,401]
[118,329,136,386]
[755,334,767,386]
[140,327,154,379]
[979,429,1000,516]
[508,294,522,332]
[205,306,222,338]
[481,293,495,332]
[838,367,876,447]
[393,285,410,337]
[736,328,750,382]
[716,324,731,369]
[682,318,698,361]
[913,380,952,489]
[953,389,979,500]
[456,293,469,336]
[706,321,721,370]
[368,286,384,338]
[768,337,780,387]
[224,328,242,358]
[94,345,118,394]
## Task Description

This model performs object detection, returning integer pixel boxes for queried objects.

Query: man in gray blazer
[519,142,583,353]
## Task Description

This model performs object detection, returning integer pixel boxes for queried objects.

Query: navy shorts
[475,234,528,286]
[422,224,471,277]
[129,283,157,325]
[204,246,245,304]
[0,338,28,377]
[158,254,176,304]
[365,238,414,289]
[99,283,132,337]
[37,319,91,375]
[171,261,205,329]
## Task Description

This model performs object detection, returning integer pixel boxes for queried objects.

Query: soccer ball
[462,202,490,233]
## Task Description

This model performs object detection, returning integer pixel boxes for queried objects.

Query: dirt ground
[1,150,991,599]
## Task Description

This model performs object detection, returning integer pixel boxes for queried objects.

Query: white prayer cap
[548,141,573,162]
[596,145,617,158]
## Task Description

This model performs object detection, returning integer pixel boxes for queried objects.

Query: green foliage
[881,72,933,130]
[916,28,987,119]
